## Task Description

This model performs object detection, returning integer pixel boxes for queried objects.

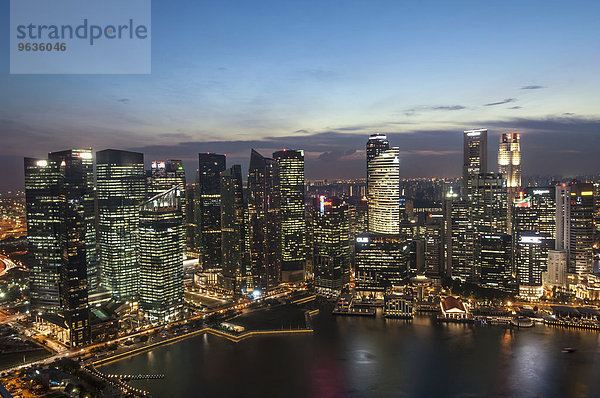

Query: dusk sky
[1,0,600,190]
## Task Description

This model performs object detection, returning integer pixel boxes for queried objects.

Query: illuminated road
[0,255,23,277]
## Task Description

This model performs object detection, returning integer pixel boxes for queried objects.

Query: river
[101,303,600,397]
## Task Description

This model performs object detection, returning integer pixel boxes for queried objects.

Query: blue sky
[1,0,600,189]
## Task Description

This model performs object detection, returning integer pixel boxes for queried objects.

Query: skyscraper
[367,148,400,234]
[556,182,595,274]
[498,133,521,189]
[447,199,475,282]
[366,133,390,165]
[498,133,521,233]
[220,165,246,295]
[247,149,281,293]
[147,159,186,197]
[569,183,595,275]
[25,150,94,347]
[471,173,508,235]
[139,186,184,323]
[463,129,488,198]
[355,234,410,298]
[197,153,226,270]
[513,187,556,295]
[312,196,351,293]
[424,214,445,278]
[25,157,63,313]
[273,149,306,282]
[96,149,146,301]
[479,233,513,292]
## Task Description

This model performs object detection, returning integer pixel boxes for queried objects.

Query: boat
[562,348,577,353]
[510,316,534,328]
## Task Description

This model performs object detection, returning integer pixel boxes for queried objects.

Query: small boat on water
[510,316,534,328]
[562,348,577,353]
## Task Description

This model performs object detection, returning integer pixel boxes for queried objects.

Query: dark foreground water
[102,304,600,398]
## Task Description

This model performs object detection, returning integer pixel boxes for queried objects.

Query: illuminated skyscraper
[479,233,513,292]
[247,149,281,293]
[355,234,410,297]
[498,133,521,189]
[463,129,488,198]
[139,186,184,323]
[366,133,390,165]
[147,159,186,197]
[367,148,400,234]
[25,149,94,347]
[447,199,475,282]
[556,182,595,274]
[513,187,556,294]
[273,149,306,282]
[471,173,508,235]
[424,214,445,278]
[97,149,146,301]
[498,133,521,233]
[312,196,351,292]
[197,153,226,270]
[220,165,246,295]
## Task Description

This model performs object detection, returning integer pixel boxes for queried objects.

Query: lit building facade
[556,182,595,274]
[220,165,246,295]
[471,173,508,235]
[447,199,475,282]
[312,196,351,292]
[97,149,146,301]
[139,187,184,323]
[247,149,281,293]
[354,233,410,297]
[463,129,488,199]
[197,153,226,270]
[366,133,390,165]
[498,133,521,233]
[424,214,445,278]
[25,150,94,347]
[367,148,400,234]
[273,149,306,282]
[479,233,513,292]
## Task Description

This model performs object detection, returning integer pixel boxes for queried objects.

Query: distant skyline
[2,0,600,190]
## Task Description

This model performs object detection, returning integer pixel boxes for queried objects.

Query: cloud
[403,105,466,116]
[117,98,130,103]
[509,106,522,110]
[484,98,516,106]
[521,85,545,90]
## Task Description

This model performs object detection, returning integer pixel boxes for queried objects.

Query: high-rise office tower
[220,165,246,295]
[514,187,556,239]
[96,149,145,301]
[471,173,508,235]
[447,199,475,282]
[556,182,595,274]
[513,187,556,293]
[312,196,351,292]
[479,233,513,292]
[498,133,521,189]
[463,129,488,198]
[139,186,184,323]
[25,150,94,347]
[147,159,186,197]
[197,153,226,270]
[354,234,410,298]
[543,250,567,288]
[25,158,63,313]
[366,133,390,165]
[367,148,400,234]
[498,133,521,233]
[247,149,281,293]
[273,149,306,282]
[424,214,445,278]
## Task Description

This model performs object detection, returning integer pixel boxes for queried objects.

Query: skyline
[2,0,600,190]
